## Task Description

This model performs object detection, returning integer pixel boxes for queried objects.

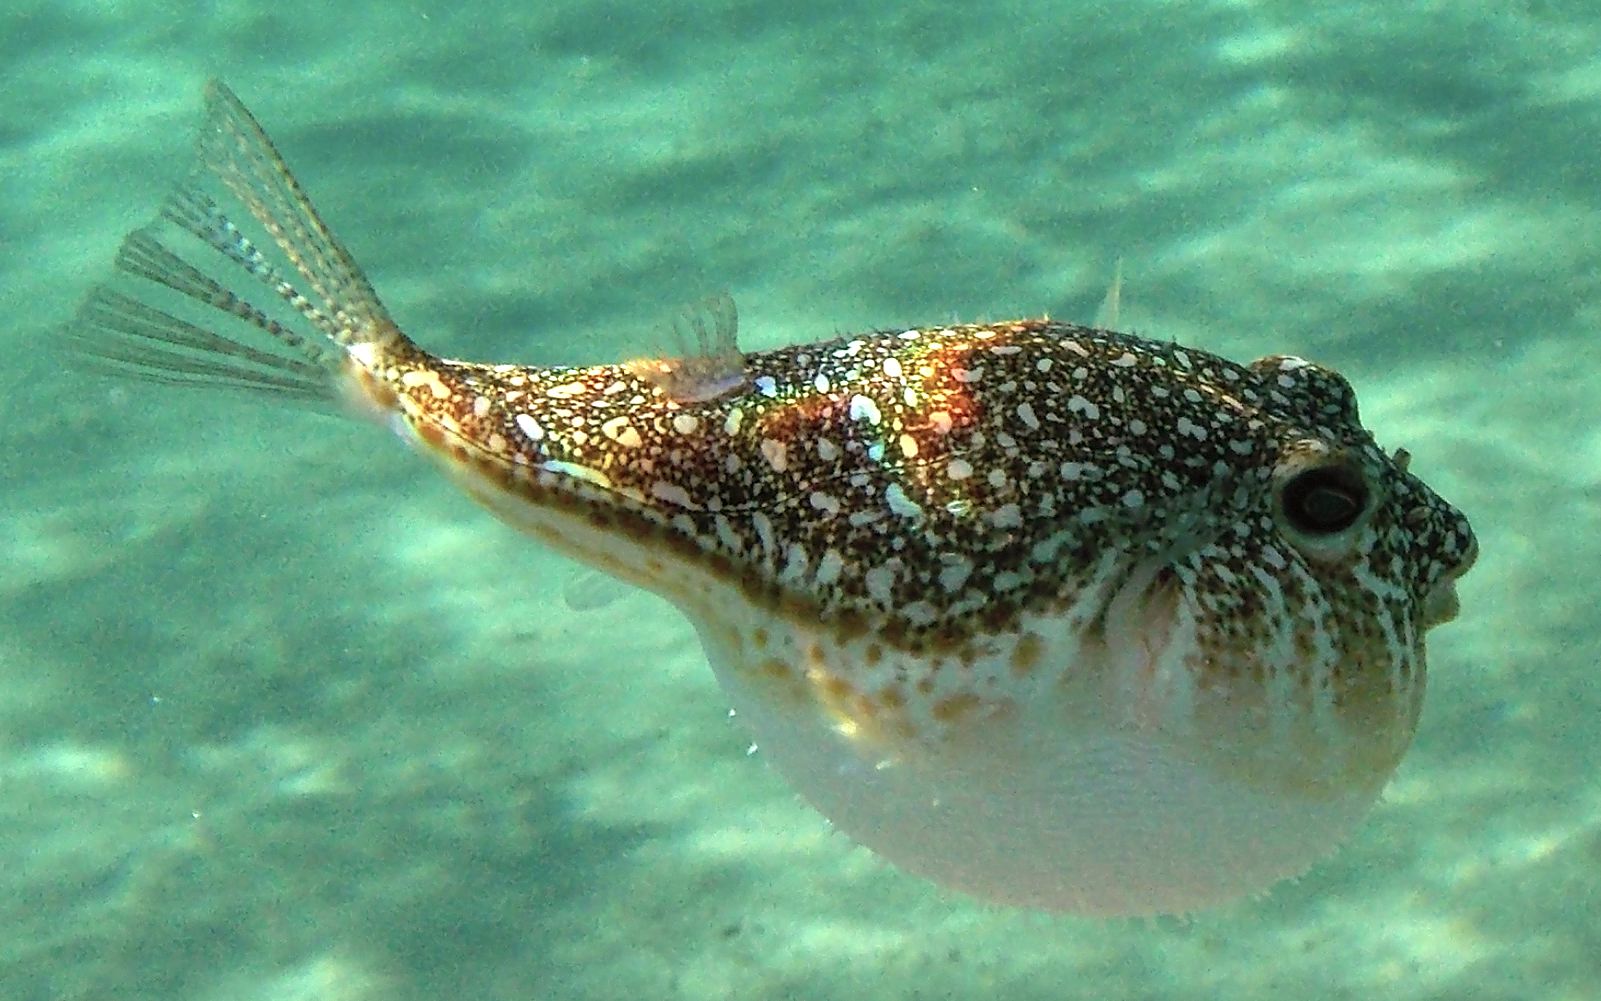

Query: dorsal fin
[623,291,747,404]
[1092,257,1124,330]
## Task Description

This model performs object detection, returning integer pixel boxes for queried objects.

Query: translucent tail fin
[65,80,415,406]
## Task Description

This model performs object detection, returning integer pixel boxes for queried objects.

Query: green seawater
[1,2,1594,998]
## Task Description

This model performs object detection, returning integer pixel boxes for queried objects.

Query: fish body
[71,82,1477,915]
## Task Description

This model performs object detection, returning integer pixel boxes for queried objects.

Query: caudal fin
[66,80,415,407]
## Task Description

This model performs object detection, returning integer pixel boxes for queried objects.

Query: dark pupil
[1283,467,1367,533]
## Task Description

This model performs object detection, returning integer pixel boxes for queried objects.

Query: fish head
[1169,353,1478,796]
[1249,353,1477,634]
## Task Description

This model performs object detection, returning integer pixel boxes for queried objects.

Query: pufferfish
[69,81,1477,917]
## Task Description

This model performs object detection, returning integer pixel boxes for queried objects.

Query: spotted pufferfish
[69,81,1477,917]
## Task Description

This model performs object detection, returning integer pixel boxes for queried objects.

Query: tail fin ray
[65,79,416,409]
[189,79,397,345]
[68,287,336,403]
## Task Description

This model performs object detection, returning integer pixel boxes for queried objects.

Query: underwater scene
[1,1,1595,999]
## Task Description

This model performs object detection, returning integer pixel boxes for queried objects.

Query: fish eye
[1279,463,1369,535]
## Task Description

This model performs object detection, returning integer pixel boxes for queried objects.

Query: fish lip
[1421,536,1476,627]
[1422,582,1461,627]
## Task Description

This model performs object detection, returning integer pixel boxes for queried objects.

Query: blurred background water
[1,2,1597,999]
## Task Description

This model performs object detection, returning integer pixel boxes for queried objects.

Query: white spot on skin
[755,375,778,397]
[751,511,776,554]
[400,368,453,400]
[1031,534,1067,564]
[650,480,694,508]
[817,438,841,461]
[673,413,701,435]
[1016,402,1041,430]
[715,514,741,552]
[899,433,919,459]
[760,438,790,472]
[1123,489,1145,508]
[781,543,809,583]
[864,562,897,603]
[946,457,974,480]
[938,556,972,592]
[809,491,842,515]
[814,372,831,393]
[816,549,845,586]
[993,570,1027,592]
[1176,416,1208,440]
[849,394,882,425]
[882,357,903,378]
[472,395,491,417]
[545,381,588,400]
[601,416,643,448]
[541,460,611,489]
[724,408,744,435]
[885,483,924,519]
[515,413,545,441]
[990,503,1023,529]
[1067,395,1101,420]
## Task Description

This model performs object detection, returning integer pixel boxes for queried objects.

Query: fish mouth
[1421,582,1460,627]
[1421,536,1478,628]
